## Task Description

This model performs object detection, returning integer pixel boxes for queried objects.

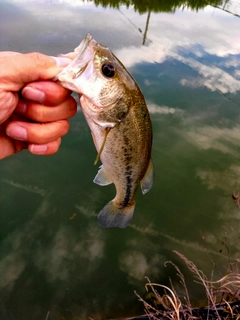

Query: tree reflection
[90,0,235,45]
[92,0,228,13]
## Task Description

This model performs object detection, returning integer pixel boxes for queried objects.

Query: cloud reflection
[0,197,52,292]
[147,102,184,116]
[181,125,240,156]
[195,170,240,263]
[1,179,46,196]
[130,224,223,257]
[0,253,25,291]
[34,224,105,282]
[0,196,105,292]
[179,58,240,94]
[119,250,163,281]
[196,164,240,193]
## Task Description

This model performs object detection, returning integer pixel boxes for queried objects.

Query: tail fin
[98,200,135,228]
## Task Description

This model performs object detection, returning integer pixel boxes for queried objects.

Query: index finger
[22,81,72,106]
[0,52,20,57]
[0,52,71,92]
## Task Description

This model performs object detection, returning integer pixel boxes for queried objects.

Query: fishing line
[94,127,111,165]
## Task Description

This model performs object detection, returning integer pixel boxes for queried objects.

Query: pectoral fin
[140,158,154,194]
[93,165,113,186]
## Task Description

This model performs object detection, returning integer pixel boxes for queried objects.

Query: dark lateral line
[123,133,133,206]
[123,174,132,207]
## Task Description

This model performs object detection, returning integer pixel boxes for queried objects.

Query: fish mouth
[54,33,97,89]
[69,33,97,78]
[75,33,94,57]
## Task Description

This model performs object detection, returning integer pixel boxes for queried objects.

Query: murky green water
[1,0,240,319]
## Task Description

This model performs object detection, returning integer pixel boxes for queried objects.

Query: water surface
[0,0,240,319]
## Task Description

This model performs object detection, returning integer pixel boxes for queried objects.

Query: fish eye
[101,63,115,78]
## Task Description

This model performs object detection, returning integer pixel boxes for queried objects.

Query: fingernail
[52,56,72,67]
[6,125,27,141]
[15,101,26,113]
[29,144,48,154]
[22,87,45,103]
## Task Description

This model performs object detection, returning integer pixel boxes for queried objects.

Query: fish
[54,33,153,228]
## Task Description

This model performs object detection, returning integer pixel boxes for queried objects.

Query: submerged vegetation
[134,249,240,319]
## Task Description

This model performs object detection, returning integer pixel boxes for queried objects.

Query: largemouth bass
[55,34,153,228]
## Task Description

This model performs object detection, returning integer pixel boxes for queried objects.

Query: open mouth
[53,33,98,89]
[68,33,97,79]
[76,33,93,57]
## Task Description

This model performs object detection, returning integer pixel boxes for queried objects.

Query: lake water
[0,0,240,319]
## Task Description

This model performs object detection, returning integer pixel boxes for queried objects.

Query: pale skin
[0,51,77,159]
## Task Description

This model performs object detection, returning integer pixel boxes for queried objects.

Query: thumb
[0,52,71,92]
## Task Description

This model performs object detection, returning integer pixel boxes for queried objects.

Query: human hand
[0,52,77,159]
